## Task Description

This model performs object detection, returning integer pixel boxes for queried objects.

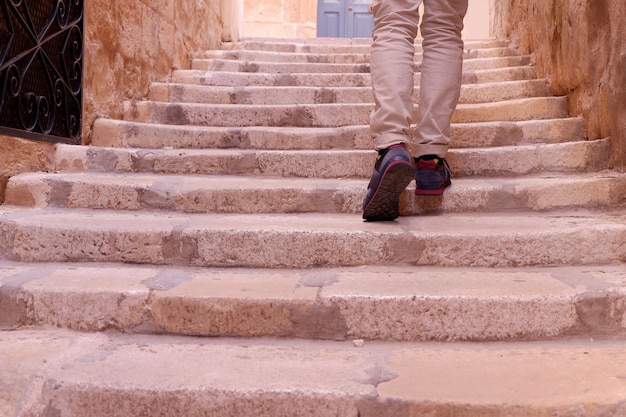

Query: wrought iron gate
[0,0,83,144]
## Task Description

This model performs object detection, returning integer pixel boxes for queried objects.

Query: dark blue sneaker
[362,144,415,221]
[414,155,452,195]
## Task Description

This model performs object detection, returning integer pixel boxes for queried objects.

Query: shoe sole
[362,161,415,221]
[415,179,452,196]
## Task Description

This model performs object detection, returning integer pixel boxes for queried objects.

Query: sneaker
[362,144,415,221]
[414,155,452,195]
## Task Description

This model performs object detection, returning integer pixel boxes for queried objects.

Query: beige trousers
[369,0,468,158]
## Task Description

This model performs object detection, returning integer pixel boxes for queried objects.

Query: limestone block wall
[0,136,54,203]
[83,0,224,143]
[1,0,225,203]
[493,0,626,170]
[242,0,317,38]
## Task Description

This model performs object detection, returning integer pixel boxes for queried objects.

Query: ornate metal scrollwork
[0,0,83,144]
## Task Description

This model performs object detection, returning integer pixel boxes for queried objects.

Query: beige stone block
[324,269,580,340]
[54,144,89,172]
[150,271,317,336]
[379,345,626,412]
[0,135,54,178]
[4,175,50,207]
[22,267,153,331]
[297,22,318,38]
[67,182,142,211]
[299,0,318,25]
[245,0,283,23]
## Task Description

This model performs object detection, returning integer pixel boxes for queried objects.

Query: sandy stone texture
[493,0,626,170]
[82,0,224,142]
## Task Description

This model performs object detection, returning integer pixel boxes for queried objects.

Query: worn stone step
[171,66,537,87]
[192,59,372,74]
[148,79,548,106]
[0,207,624,268]
[3,330,626,417]
[2,261,626,341]
[122,97,568,127]
[7,171,624,215]
[91,117,585,150]
[190,55,531,74]
[51,139,609,181]
[196,47,520,63]
[219,38,510,54]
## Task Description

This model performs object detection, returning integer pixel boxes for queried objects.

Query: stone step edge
[6,171,625,215]
[91,117,585,150]
[51,138,609,179]
[171,65,537,87]
[148,79,549,106]
[3,329,626,417]
[189,55,532,71]
[122,96,569,127]
[221,38,510,50]
[1,207,625,269]
[194,47,521,62]
[1,261,625,341]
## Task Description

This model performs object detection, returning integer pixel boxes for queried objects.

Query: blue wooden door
[317,0,374,38]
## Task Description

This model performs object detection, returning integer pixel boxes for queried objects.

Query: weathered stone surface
[3,330,626,417]
[493,0,626,170]
[1,208,625,268]
[0,135,55,204]
[82,0,224,142]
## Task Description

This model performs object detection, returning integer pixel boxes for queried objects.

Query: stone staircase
[1,38,626,416]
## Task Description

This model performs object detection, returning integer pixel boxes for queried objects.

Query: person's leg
[412,0,467,195]
[363,0,422,221]
[412,0,467,157]
[369,0,423,150]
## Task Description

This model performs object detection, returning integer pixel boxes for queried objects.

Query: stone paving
[1,38,625,416]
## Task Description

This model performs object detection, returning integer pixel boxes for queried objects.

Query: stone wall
[1,0,225,202]
[493,0,626,170]
[83,0,224,143]
[0,136,55,203]
[242,0,317,38]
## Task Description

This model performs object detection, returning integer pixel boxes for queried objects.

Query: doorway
[317,0,374,38]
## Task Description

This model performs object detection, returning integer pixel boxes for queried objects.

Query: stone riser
[49,139,609,179]
[197,46,520,63]
[1,208,624,269]
[91,118,585,150]
[2,262,625,341]
[6,171,625,215]
[172,67,537,89]
[190,55,531,73]
[149,79,548,106]
[5,330,626,417]
[220,38,510,54]
[123,97,568,127]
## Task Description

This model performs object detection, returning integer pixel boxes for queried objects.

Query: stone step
[148,79,548,106]
[196,46,520,63]
[192,59,371,74]
[3,330,626,417]
[1,206,624,268]
[122,97,568,127]
[2,261,626,341]
[51,139,610,180]
[7,171,624,215]
[171,66,537,87]
[91,117,585,150]
[190,55,531,73]
[219,38,510,54]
